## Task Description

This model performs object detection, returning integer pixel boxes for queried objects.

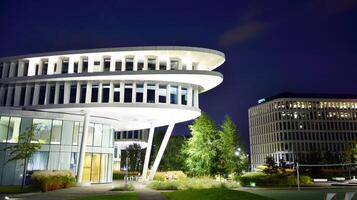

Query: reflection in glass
[33,119,52,143]
[7,117,21,143]
[51,120,62,144]
[136,84,143,102]
[159,84,166,103]
[170,85,178,104]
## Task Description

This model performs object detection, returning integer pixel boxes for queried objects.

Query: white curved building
[0,46,224,184]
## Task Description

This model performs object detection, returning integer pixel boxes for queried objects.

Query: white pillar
[142,125,155,180]
[77,112,90,184]
[148,123,175,180]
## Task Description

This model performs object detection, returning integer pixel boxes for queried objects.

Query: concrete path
[2,181,167,200]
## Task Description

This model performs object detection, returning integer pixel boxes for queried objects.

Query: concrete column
[77,112,90,184]
[187,86,193,107]
[44,83,51,105]
[166,84,170,104]
[120,82,124,103]
[148,123,175,180]
[109,82,114,103]
[13,85,21,106]
[64,82,71,104]
[155,83,159,104]
[98,82,103,103]
[142,125,155,180]
[143,82,148,103]
[132,82,136,102]
[177,85,182,105]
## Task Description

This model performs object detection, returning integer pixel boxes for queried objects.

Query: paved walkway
[2,181,167,200]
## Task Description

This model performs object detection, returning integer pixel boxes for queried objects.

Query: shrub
[149,180,179,190]
[110,183,135,191]
[149,177,235,190]
[31,170,75,192]
[236,172,312,187]
[154,171,187,181]
[113,171,139,180]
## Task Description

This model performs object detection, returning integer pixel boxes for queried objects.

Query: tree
[182,113,220,176]
[263,156,278,174]
[217,115,248,177]
[152,132,186,171]
[4,126,42,191]
[121,144,145,172]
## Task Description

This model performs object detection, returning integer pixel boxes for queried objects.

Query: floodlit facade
[0,46,224,184]
[249,93,357,170]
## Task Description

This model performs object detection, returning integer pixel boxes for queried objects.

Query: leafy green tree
[182,113,220,176]
[152,132,186,171]
[4,126,42,191]
[121,144,145,172]
[217,115,248,176]
[263,156,278,174]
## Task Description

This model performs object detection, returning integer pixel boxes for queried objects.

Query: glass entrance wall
[82,153,112,183]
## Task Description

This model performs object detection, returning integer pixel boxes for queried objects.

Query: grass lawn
[245,188,357,200]
[71,192,138,200]
[0,185,39,193]
[162,188,274,200]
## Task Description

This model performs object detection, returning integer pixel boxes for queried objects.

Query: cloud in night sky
[218,20,268,47]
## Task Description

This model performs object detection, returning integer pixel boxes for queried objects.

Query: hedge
[31,170,76,192]
[113,170,140,180]
[236,172,312,186]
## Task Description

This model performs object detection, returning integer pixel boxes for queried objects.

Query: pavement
[1,181,167,200]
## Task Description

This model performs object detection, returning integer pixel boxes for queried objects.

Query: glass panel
[23,62,29,76]
[170,85,178,104]
[29,86,34,105]
[147,84,156,103]
[136,84,143,103]
[91,154,101,183]
[91,83,99,102]
[33,119,52,143]
[62,59,69,73]
[80,84,87,103]
[0,116,9,142]
[181,87,188,105]
[7,117,21,143]
[19,86,26,106]
[82,58,88,72]
[27,152,49,171]
[73,62,78,73]
[58,84,65,104]
[70,152,78,174]
[48,151,60,170]
[51,120,62,144]
[159,61,166,70]
[114,84,120,102]
[59,152,71,169]
[72,122,80,145]
[159,84,166,103]
[125,57,133,71]
[104,58,110,72]
[49,85,55,104]
[70,83,77,103]
[124,84,132,103]
[102,125,110,147]
[115,60,122,71]
[100,154,108,183]
[137,60,144,71]
[82,153,92,182]
[61,121,73,145]
[93,124,102,147]
[86,123,94,146]
[148,58,156,70]
[102,84,110,103]
[170,59,179,70]
[38,84,46,105]
[42,60,48,75]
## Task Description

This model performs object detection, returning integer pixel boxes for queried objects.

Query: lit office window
[170,85,178,104]
[136,84,144,102]
[70,83,77,103]
[170,59,179,70]
[80,84,87,103]
[124,83,133,103]
[148,58,156,70]
[159,84,166,103]
[0,116,9,142]
[104,58,110,72]
[147,84,156,103]
[159,61,166,70]
[51,120,62,144]
[27,152,49,171]
[93,61,101,72]
[82,57,88,72]
[137,60,144,71]
[73,62,79,73]
[42,60,48,75]
[38,84,46,105]
[181,87,188,105]
[58,84,65,104]
[33,118,52,143]
[49,85,56,104]
[115,60,122,71]
[91,83,99,102]
[62,59,69,74]
[125,57,134,71]
[113,84,120,102]
[61,121,74,145]
[102,84,110,103]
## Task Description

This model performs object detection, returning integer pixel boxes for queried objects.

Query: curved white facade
[0,46,224,183]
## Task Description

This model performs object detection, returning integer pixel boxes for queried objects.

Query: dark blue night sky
[1,0,357,148]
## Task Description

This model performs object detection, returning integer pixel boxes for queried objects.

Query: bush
[110,183,135,191]
[31,170,75,192]
[149,181,179,190]
[236,172,312,187]
[149,177,234,190]
[113,171,139,180]
[154,171,187,181]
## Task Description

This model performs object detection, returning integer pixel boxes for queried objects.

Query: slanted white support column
[148,123,175,180]
[77,112,90,184]
[142,125,155,180]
